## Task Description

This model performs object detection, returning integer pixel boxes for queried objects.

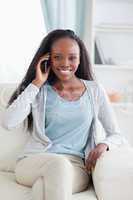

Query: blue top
[45,82,94,158]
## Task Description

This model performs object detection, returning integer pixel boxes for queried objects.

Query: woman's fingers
[38,54,50,68]
[36,53,51,75]
[41,53,50,60]
[33,53,51,86]
[85,151,99,172]
[44,65,51,76]
[85,144,108,173]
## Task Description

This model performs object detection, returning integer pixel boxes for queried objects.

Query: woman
[2,29,128,200]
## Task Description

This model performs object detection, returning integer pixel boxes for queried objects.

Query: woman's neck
[55,77,81,90]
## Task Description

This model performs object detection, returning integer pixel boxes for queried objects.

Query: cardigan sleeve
[97,83,130,149]
[2,83,39,130]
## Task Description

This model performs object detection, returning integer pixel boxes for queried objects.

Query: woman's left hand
[85,143,109,173]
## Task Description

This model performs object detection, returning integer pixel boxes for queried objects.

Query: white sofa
[0,83,133,200]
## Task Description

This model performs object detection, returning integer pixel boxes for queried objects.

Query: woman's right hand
[32,53,51,88]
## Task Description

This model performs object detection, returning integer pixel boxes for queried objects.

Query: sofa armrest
[92,146,133,200]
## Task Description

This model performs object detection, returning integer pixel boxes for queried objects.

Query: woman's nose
[60,58,70,66]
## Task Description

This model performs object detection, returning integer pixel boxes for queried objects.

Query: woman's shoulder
[81,79,103,89]
[81,79,106,100]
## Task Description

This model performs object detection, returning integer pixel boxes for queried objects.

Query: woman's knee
[42,155,73,175]
[14,154,73,186]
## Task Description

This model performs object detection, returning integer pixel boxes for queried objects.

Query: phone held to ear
[40,58,50,73]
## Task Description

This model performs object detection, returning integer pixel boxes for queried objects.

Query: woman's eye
[54,56,61,60]
[69,57,77,60]
[54,56,77,61]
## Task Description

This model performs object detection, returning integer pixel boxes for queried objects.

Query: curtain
[40,0,94,60]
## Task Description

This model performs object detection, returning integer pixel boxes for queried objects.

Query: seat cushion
[0,171,97,200]
[92,147,133,200]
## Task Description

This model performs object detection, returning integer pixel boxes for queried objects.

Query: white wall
[94,0,133,65]
[0,0,46,83]
[95,0,133,26]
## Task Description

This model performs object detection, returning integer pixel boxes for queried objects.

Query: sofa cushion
[0,171,31,200]
[0,84,30,172]
[0,171,97,200]
[92,147,133,200]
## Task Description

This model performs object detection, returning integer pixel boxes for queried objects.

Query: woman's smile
[57,68,73,75]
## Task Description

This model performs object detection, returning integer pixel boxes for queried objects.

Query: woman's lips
[57,68,72,75]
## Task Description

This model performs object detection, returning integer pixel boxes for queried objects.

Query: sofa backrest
[112,103,133,146]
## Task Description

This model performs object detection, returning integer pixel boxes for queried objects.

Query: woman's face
[50,37,80,82]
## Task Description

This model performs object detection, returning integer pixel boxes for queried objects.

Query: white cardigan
[2,79,129,161]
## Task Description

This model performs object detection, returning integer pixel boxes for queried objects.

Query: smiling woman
[50,37,80,82]
[2,29,129,200]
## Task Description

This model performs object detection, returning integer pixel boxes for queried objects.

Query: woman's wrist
[32,79,43,88]
[97,143,109,151]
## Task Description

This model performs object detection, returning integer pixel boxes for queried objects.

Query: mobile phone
[40,58,50,73]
